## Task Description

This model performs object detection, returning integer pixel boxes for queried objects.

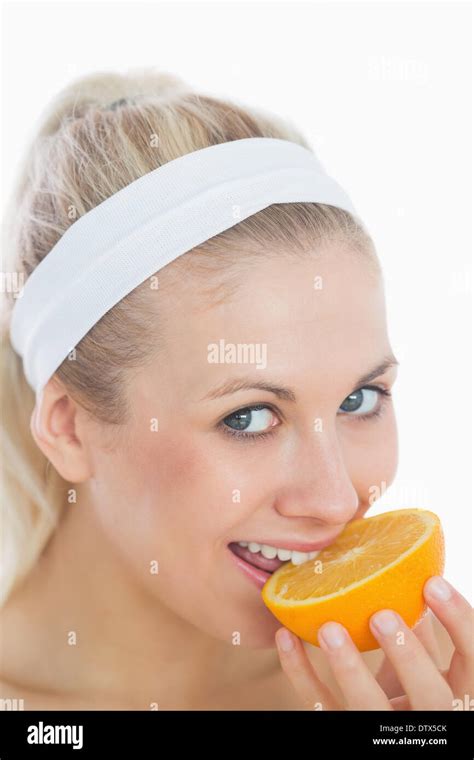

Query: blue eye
[222,405,277,436]
[338,386,391,420]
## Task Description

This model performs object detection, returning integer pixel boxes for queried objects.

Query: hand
[275,576,474,710]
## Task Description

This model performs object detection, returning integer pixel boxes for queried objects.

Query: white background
[1,1,472,598]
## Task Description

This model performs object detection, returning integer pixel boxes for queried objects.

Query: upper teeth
[238,541,319,565]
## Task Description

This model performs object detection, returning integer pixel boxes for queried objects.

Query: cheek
[160,437,276,540]
[125,432,245,540]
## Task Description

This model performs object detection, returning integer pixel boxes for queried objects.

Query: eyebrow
[201,355,399,403]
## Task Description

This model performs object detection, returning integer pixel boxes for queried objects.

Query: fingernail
[276,628,294,652]
[318,622,346,650]
[371,610,400,636]
[425,576,452,602]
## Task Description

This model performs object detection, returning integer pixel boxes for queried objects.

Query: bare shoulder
[0,678,90,711]
[0,679,25,709]
[0,680,55,711]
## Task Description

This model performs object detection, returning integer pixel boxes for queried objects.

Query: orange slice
[261,509,445,651]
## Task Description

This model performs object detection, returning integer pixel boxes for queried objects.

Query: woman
[0,69,472,711]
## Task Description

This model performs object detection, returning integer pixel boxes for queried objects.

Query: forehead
[150,247,391,395]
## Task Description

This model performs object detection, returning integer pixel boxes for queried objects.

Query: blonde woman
[1,69,472,711]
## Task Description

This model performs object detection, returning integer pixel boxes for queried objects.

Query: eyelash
[218,385,392,442]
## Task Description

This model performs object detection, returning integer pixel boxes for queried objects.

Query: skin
[0,243,472,710]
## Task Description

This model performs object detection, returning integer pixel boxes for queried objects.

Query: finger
[369,609,453,710]
[413,610,443,666]
[375,655,404,698]
[390,694,411,710]
[376,611,442,698]
[275,628,339,710]
[423,577,474,673]
[317,622,392,710]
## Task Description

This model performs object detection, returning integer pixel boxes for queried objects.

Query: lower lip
[227,545,273,590]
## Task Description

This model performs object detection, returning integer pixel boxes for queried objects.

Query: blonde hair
[0,67,378,606]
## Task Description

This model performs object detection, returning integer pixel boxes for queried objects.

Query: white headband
[10,137,358,394]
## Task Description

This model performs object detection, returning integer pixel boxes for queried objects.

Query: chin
[246,623,283,649]
[239,608,283,649]
[202,596,284,649]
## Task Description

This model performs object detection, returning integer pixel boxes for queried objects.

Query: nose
[274,429,359,526]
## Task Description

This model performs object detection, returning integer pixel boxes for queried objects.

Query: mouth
[227,536,338,590]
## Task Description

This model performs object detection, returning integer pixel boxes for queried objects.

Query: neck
[1,494,281,709]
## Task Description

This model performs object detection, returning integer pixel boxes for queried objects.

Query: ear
[30,378,93,483]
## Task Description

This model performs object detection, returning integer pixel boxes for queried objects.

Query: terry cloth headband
[10,137,358,395]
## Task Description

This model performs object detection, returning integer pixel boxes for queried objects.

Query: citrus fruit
[261,508,445,651]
